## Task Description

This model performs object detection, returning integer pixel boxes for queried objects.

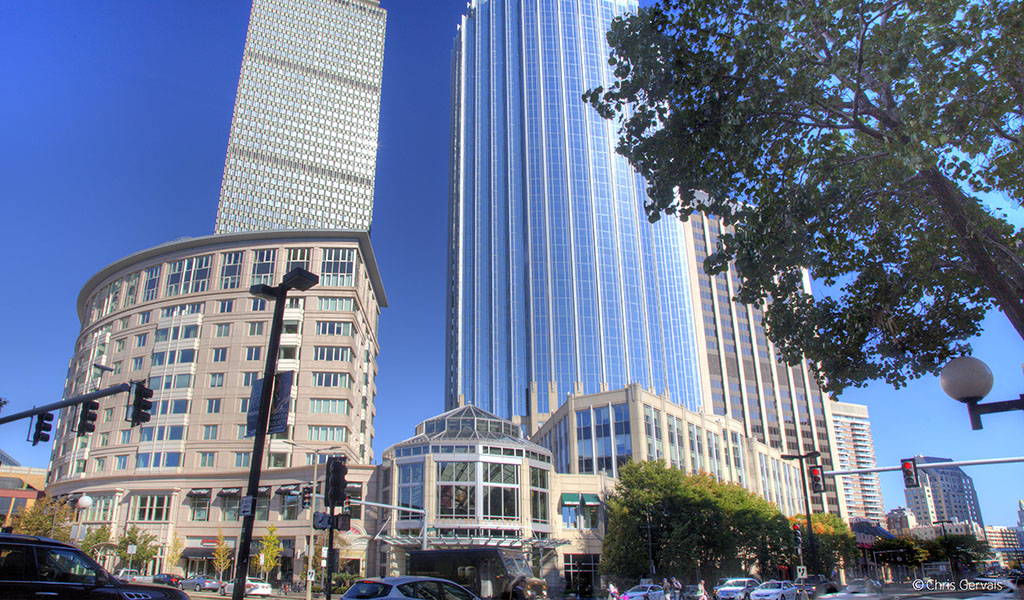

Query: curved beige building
[46,230,385,581]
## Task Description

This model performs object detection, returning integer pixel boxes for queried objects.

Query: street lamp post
[232,268,318,600]
[283,440,344,600]
[940,357,1024,430]
[781,450,821,575]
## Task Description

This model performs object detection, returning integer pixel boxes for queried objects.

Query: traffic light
[324,456,349,508]
[901,457,920,488]
[77,400,100,436]
[792,523,803,548]
[334,513,351,531]
[809,464,825,493]
[302,485,313,509]
[32,412,54,446]
[343,498,351,512]
[131,382,154,426]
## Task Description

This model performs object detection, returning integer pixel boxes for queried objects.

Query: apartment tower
[905,456,985,527]
[214,0,387,233]
[445,0,842,514]
[831,401,884,523]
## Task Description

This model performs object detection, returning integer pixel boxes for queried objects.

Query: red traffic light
[793,523,800,530]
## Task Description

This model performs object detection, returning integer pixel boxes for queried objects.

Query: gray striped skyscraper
[215,0,386,233]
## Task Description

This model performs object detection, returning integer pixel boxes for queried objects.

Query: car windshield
[759,583,780,589]
[502,555,536,578]
[627,586,650,593]
[724,580,749,587]
[345,581,393,599]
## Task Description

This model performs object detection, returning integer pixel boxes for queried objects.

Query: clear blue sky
[1,1,1021,527]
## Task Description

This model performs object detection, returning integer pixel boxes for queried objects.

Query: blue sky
[0,1,1021,527]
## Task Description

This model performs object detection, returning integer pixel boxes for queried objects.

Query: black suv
[0,533,190,600]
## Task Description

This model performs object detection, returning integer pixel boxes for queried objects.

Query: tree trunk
[922,167,1024,341]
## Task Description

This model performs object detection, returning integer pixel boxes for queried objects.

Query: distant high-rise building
[905,456,984,527]
[831,402,884,523]
[446,0,843,515]
[886,507,918,536]
[215,0,387,233]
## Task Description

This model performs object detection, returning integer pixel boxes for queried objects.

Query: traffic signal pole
[0,383,131,427]
[823,456,1024,475]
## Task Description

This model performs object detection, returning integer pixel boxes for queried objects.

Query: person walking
[608,582,619,600]
[671,578,682,600]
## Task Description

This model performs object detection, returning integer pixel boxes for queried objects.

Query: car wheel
[220,586,227,596]
[197,584,203,592]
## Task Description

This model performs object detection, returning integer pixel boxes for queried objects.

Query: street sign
[268,371,293,434]
[321,547,328,558]
[127,544,137,555]
[240,495,255,517]
[321,559,327,567]
[307,569,315,581]
[796,566,807,579]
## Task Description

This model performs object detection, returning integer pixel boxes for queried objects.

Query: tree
[213,527,234,582]
[165,534,185,576]
[871,536,928,568]
[924,534,992,576]
[79,524,111,560]
[602,462,792,583]
[586,0,1024,394]
[791,513,857,575]
[116,526,159,572]
[9,497,74,542]
[258,524,282,580]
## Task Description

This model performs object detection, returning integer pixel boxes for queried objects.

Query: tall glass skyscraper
[446,0,842,519]
[214,0,387,233]
[445,0,703,423]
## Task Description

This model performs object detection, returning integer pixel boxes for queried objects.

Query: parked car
[221,576,273,597]
[621,584,666,600]
[795,575,838,596]
[842,579,883,595]
[750,581,798,600]
[0,533,188,600]
[684,584,709,600]
[715,579,761,600]
[153,573,182,587]
[342,577,483,600]
[181,573,223,592]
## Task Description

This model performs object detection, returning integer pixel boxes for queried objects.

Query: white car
[621,585,666,600]
[220,577,272,597]
[750,581,798,600]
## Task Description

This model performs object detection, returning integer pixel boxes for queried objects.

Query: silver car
[343,577,481,600]
[716,579,760,600]
[621,585,665,600]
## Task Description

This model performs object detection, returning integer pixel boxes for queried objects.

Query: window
[246,346,262,361]
[251,249,276,285]
[200,452,215,468]
[98,432,110,447]
[35,546,102,585]
[282,320,300,334]
[313,346,352,361]
[94,457,106,472]
[251,298,266,311]
[212,347,228,362]
[242,372,259,386]
[240,397,249,413]
[219,300,234,313]
[120,430,131,444]
[222,496,240,521]
[310,398,349,415]
[308,426,348,442]
[321,247,356,287]
[397,462,425,520]
[173,374,192,389]
[204,425,219,440]
[115,339,126,352]
[115,455,128,470]
[287,247,311,272]
[437,462,475,517]
[138,311,151,325]
[237,425,248,439]
[142,265,161,302]
[318,297,354,311]
[281,494,300,520]
[530,467,549,524]
[216,323,231,337]
[220,251,243,289]
[315,321,353,336]
[166,255,212,296]
[135,333,147,348]
[255,495,270,521]
[191,497,210,521]
[207,398,222,413]
[103,408,114,423]
[312,372,351,388]
[248,321,266,336]
[112,361,122,374]
[210,373,224,388]
[131,494,170,521]
[235,452,251,468]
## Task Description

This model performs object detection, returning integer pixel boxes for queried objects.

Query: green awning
[581,493,601,506]
[560,493,580,505]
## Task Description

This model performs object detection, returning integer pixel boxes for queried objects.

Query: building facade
[47,230,385,578]
[445,0,842,515]
[905,456,984,527]
[830,402,884,524]
[0,465,47,527]
[214,0,387,233]
[885,507,918,537]
[984,525,1024,568]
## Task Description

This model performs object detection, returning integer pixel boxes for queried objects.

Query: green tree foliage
[602,462,793,583]
[258,524,283,579]
[586,0,1024,394]
[9,497,73,542]
[116,526,159,571]
[165,534,184,576]
[923,534,992,574]
[791,514,857,575]
[213,527,234,581]
[871,536,928,567]
[79,524,111,560]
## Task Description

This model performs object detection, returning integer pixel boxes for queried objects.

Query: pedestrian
[672,577,682,600]
[608,582,619,600]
